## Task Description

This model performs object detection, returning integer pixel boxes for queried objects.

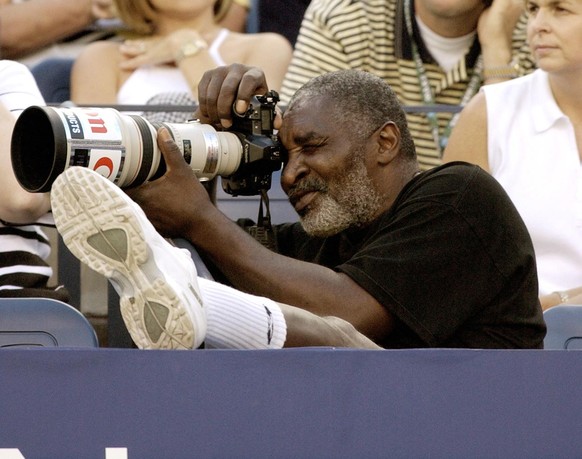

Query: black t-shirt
[273,162,546,349]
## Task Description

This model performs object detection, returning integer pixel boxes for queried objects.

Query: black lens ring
[128,115,155,187]
[11,106,67,193]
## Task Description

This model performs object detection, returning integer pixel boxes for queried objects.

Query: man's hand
[196,63,282,130]
[125,127,217,239]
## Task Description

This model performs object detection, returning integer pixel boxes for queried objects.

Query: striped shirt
[0,223,53,295]
[280,0,535,170]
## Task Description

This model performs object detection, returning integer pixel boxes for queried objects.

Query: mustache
[287,177,328,204]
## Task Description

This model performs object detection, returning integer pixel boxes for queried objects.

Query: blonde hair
[114,0,230,35]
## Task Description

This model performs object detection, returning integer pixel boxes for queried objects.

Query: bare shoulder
[72,40,122,104]
[227,31,292,53]
[459,91,487,120]
[73,40,122,82]
[251,32,292,46]
[79,39,120,58]
[443,92,490,170]
[453,92,489,140]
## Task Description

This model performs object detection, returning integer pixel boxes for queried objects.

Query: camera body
[11,91,282,196]
[221,91,281,196]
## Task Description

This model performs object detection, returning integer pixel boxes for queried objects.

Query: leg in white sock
[198,278,287,349]
[198,277,381,349]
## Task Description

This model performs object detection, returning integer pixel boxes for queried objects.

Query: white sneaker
[50,167,206,350]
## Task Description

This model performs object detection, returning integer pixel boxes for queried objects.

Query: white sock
[197,277,287,349]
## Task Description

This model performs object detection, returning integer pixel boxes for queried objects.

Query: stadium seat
[0,297,98,348]
[543,305,582,349]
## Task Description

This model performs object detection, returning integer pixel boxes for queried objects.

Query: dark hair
[288,69,417,160]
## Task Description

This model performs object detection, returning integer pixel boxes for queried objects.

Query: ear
[376,122,401,165]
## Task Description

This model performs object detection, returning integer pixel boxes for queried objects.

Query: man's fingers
[198,66,238,127]
[230,66,269,122]
[236,66,269,102]
[198,64,270,129]
[157,127,187,170]
[234,99,249,116]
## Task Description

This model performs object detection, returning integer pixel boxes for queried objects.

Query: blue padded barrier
[1,348,582,458]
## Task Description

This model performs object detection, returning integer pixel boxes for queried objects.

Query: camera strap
[247,190,277,251]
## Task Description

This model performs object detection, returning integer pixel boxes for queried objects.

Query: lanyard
[403,0,483,156]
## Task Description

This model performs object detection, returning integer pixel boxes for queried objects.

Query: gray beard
[300,152,383,238]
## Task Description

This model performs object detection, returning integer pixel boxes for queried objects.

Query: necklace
[403,0,483,156]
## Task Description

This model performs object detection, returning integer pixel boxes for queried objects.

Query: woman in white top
[443,0,582,310]
[71,0,292,107]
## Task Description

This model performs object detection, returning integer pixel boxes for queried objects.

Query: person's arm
[0,0,97,59]
[281,304,382,348]
[478,0,526,84]
[541,288,582,311]
[126,128,394,343]
[442,92,490,171]
[71,40,122,105]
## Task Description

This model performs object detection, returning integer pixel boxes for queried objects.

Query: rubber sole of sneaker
[51,167,201,350]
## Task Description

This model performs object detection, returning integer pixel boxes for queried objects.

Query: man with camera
[49,64,546,350]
